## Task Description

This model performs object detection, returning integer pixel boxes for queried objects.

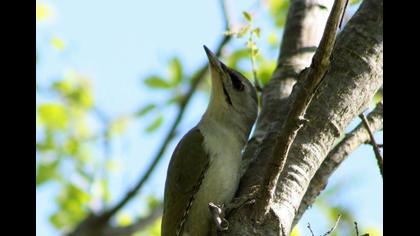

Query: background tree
[36,0,382,235]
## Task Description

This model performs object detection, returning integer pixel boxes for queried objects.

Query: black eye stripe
[228,70,244,91]
[220,62,245,91]
[220,62,228,72]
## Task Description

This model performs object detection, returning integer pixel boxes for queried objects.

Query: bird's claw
[208,202,229,231]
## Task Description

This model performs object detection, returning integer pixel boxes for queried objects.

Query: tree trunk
[225,0,383,235]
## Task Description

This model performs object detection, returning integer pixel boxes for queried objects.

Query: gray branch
[241,0,334,175]
[252,0,349,220]
[225,0,382,234]
[240,0,335,201]
[359,112,383,177]
[293,102,383,226]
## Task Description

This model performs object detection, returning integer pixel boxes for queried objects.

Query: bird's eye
[228,70,244,91]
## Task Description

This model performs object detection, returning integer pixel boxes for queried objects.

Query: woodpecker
[161,46,258,236]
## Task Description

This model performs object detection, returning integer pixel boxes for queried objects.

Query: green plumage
[162,128,209,236]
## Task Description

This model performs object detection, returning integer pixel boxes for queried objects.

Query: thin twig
[249,30,262,92]
[354,221,359,236]
[359,113,383,178]
[253,0,349,220]
[321,214,341,236]
[307,223,315,236]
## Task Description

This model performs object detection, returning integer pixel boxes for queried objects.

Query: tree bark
[294,102,383,226]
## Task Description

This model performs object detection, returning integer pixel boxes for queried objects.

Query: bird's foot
[208,202,229,231]
[225,185,259,215]
[208,186,259,232]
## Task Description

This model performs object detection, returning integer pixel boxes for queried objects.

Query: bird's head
[202,45,258,140]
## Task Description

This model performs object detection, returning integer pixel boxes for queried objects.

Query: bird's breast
[200,123,243,198]
[181,123,244,235]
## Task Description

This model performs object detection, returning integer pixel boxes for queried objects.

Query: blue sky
[36,0,382,235]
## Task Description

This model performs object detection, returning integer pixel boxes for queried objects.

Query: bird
[161,45,258,236]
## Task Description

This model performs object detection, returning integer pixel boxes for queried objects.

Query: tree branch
[294,102,382,225]
[240,0,335,199]
[272,0,383,231]
[254,0,349,220]
[359,113,383,177]
[321,214,341,236]
[225,0,382,234]
[307,223,315,236]
[257,0,331,132]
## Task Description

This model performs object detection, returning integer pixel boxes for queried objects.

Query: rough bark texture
[241,0,334,195]
[253,0,349,220]
[225,0,383,234]
[294,102,383,226]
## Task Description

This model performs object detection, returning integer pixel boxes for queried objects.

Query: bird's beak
[204,45,230,104]
[203,45,224,75]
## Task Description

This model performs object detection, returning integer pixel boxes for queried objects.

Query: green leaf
[257,60,276,85]
[36,160,60,185]
[145,115,163,133]
[267,0,290,27]
[50,211,67,229]
[136,218,161,236]
[109,116,130,136]
[59,184,90,207]
[38,103,69,130]
[136,104,156,117]
[252,48,259,56]
[350,0,362,5]
[146,195,160,210]
[64,138,80,156]
[37,2,52,22]
[52,80,72,94]
[290,226,300,236]
[246,40,256,49]
[100,179,111,202]
[166,93,183,105]
[52,79,94,109]
[70,85,94,109]
[51,184,91,229]
[268,31,278,48]
[253,27,261,38]
[372,89,383,105]
[243,11,252,22]
[169,58,183,85]
[117,212,133,226]
[237,25,251,38]
[144,76,172,89]
[363,227,382,236]
[51,36,66,51]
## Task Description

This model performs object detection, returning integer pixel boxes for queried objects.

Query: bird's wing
[161,128,209,236]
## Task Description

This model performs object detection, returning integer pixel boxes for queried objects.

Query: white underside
[182,121,242,236]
